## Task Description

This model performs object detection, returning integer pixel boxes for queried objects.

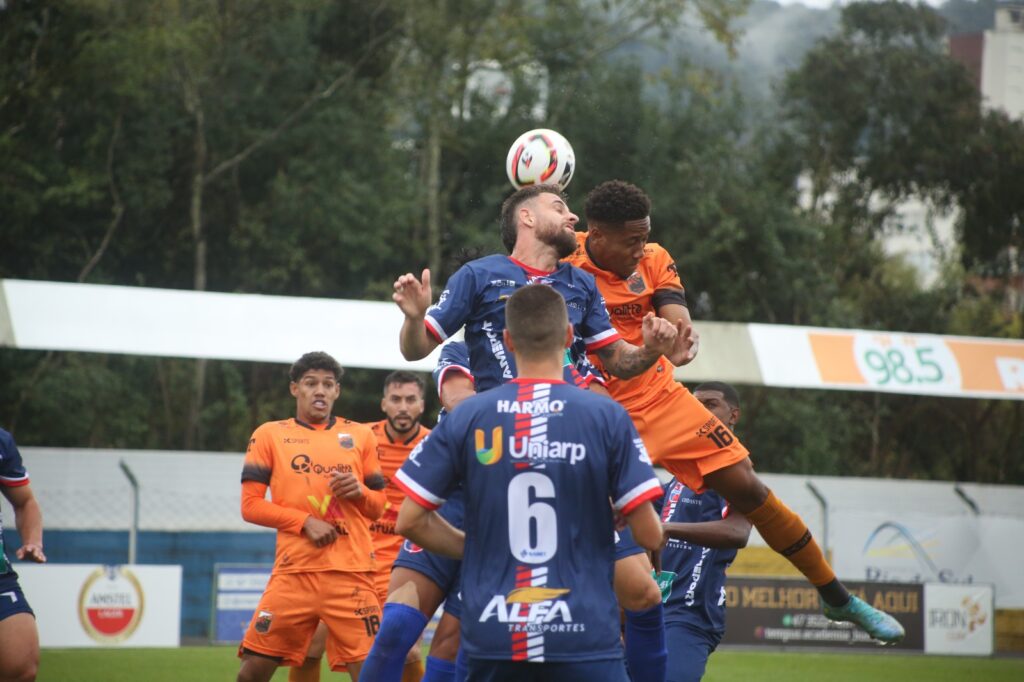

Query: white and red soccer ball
[505,128,575,190]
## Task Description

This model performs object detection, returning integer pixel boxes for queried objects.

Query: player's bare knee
[615,574,661,611]
[386,579,421,608]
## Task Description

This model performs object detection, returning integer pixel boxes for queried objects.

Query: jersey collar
[295,416,337,430]
[508,256,557,278]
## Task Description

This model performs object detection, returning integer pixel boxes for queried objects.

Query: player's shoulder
[366,419,387,435]
[559,258,601,290]
[464,253,510,274]
[252,418,296,437]
[0,428,14,451]
[641,241,674,265]
[334,418,374,438]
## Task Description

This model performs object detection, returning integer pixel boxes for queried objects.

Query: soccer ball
[505,128,575,190]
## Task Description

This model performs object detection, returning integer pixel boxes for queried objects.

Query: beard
[387,414,417,435]
[539,223,577,259]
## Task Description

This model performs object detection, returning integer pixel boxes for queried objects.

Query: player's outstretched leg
[703,458,904,644]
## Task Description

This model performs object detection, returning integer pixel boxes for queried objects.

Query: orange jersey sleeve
[649,243,684,292]
[239,417,382,574]
[366,420,431,566]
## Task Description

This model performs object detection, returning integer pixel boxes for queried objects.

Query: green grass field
[38,646,1024,682]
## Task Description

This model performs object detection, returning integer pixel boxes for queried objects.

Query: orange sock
[746,490,836,587]
[402,657,425,682]
[288,659,320,682]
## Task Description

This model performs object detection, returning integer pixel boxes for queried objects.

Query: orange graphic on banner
[946,341,1024,394]
[808,334,866,385]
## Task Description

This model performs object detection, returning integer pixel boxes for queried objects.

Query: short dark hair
[289,351,344,383]
[505,284,569,359]
[383,370,425,396]
[499,184,567,253]
[584,180,651,225]
[694,381,740,408]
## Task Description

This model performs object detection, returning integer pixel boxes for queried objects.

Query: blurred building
[949,2,1024,120]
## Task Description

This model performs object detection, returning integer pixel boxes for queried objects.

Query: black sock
[817,578,851,608]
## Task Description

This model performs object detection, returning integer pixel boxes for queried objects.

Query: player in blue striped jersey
[0,428,46,682]
[653,383,751,682]
[395,285,665,681]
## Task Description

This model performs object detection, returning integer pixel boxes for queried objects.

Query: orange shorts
[627,382,749,493]
[373,564,392,607]
[240,570,381,671]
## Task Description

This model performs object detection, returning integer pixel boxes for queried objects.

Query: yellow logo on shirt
[307,494,332,516]
[475,427,503,465]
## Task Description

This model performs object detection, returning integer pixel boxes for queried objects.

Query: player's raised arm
[394,268,439,360]
[595,313,678,379]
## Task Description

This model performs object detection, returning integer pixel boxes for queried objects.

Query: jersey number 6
[507,472,557,564]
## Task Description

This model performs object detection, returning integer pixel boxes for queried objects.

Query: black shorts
[0,571,34,622]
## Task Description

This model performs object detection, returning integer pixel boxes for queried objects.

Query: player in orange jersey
[565,180,905,644]
[237,352,388,682]
[291,370,431,682]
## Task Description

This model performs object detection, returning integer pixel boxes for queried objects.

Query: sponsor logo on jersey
[283,437,310,444]
[482,320,513,380]
[496,398,565,415]
[627,272,646,294]
[489,279,518,288]
[290,454,353,476]
[611,303,643,317]
[684,547,713,607]
[695,417,717,438]
[633,437,653,465]
[402,539,423,554]
[509,436,586,465]
[475,427,503,465]
[431,288,450,310]
[78,566,144,643]
[480,587,581,629]
[338,433,355,449]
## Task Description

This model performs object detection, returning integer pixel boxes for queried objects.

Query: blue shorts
[664,622,721,682]
[0,571,34,621]
[392,491,464,617]
[614,526,645,562]
[467,658,629,682]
